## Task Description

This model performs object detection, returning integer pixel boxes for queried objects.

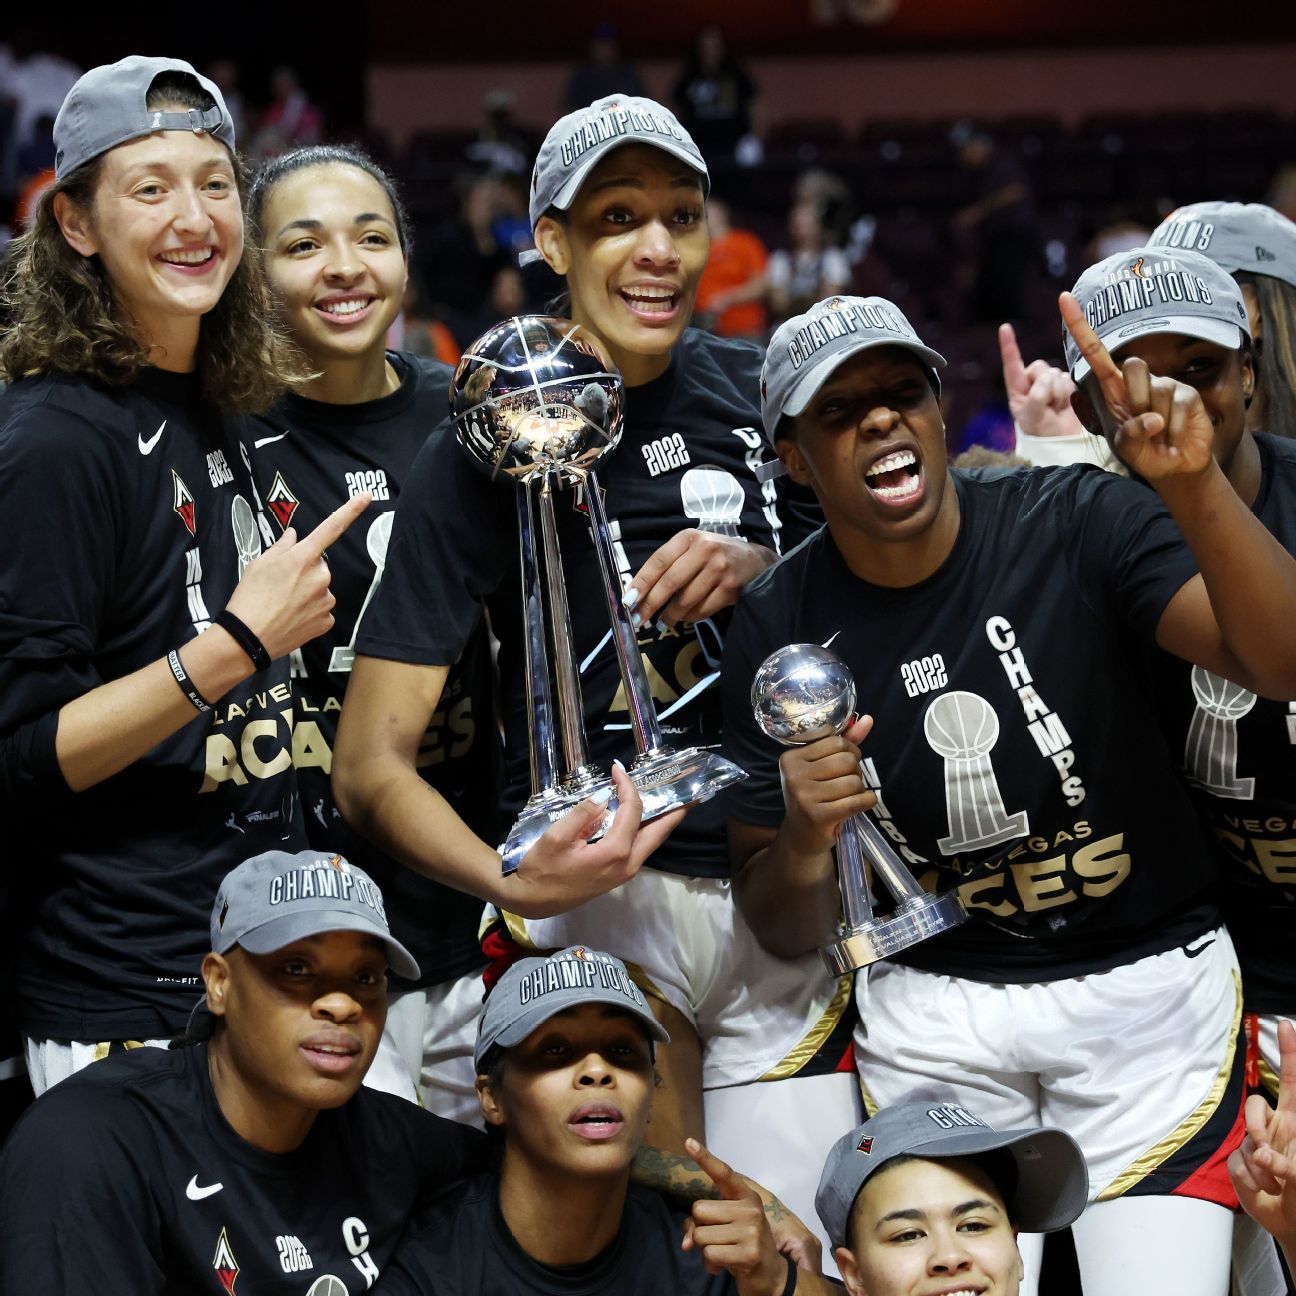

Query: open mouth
[567,1104,625,1140]
[864,447,924,506]
[314,295,376,324]
[619,285,680,319]
[300,1036,362,1076]
[159,247,216,271]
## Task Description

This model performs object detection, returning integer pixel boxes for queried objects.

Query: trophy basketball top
[752,643,857,745]
[452,316,625,485]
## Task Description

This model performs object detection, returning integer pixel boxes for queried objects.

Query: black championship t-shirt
[0,369,304,1040]
[0,1043,488,1295]
[376,1174,795,1296]
[721,465,1219,982]
[1143,433,1296,1013]
[359,329,815,879]
[248,353,501,986]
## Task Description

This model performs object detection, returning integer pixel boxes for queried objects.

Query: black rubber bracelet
[215,609,272,673]
[168,648,211,713]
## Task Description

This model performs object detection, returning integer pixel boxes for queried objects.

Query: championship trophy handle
[833,817,876,932]
[853,810,926,905]
[581,470,665,756]
[517,484,559,795]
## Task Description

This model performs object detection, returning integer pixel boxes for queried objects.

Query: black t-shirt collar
[281,351,422,429]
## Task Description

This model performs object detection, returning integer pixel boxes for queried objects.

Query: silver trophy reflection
[453,317,746,875]
[752,644,966,974]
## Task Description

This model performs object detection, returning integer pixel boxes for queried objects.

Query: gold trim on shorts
[90,1040,146,1064]
[1258,1055,1279,1101]
[757,974,854,1081]
[1096,969,1243,1201]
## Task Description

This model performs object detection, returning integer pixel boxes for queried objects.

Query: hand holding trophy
[751,643,966,974]
[453,317,746,875]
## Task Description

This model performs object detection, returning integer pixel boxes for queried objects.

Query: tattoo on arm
[764,1195,791,1225]
[629,1146,719,1203]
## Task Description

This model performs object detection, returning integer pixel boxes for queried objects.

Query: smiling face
[55,126,242,364]
[838,1157,1023,1296]
[534,144,708,386]
[479,1002,655,1180]
[1078,333,1254,480]
[205,929,388,1116]
[777,346,957,579]
[261,162,407,367]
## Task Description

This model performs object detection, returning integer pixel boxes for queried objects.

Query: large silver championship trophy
[453,317,746,875]
[752,644,966,974]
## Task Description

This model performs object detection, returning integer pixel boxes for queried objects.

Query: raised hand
[681,1139,790,1296]
[1059,291,1215,480]
[778,716,876,853]
[1229,1019,1296,1253]
[225,492,371,659]
[507,761,685,918]
[628,531,775,631]
[998,322,1085,441]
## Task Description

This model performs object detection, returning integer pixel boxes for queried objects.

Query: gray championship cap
[1064,244,1250,382]
[54,55,234,181]
[760,294,947,446]
[1151,201,1296,291]
[210,848,419,980]
[816,1101,1089,1249]
[475,945,669,1069]
[521,95,707,264]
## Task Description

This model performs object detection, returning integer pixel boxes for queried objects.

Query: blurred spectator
[415,173,511,347]
[950,121,1036,324]
[794,168,856,253]
[563,22,644,112]
[466,89,530,177]
[1,41,77,159]
[766,200,851,323]
[252,66,323,160]
[695,197,768,340]
[399,279,463,368]
[490,173,535,259]
[672,27,757,166]
[1087,219,1152,264]
[1268,165,1296,225]
[204,59,246,141]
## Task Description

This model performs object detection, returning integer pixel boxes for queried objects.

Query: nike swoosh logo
[1183,935,1217,959]
[253,431,289,449]
[185,1175,223,1200]
[138,420,166,455]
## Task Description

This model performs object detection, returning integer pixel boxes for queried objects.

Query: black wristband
[216,609,272,673]
[168,648,211,714]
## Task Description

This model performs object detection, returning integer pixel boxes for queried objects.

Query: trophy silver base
[628,746,747,818]
[499,780,614,876]
[820,891,967,975]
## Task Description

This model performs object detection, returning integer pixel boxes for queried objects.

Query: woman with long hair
[0,56,364,1094]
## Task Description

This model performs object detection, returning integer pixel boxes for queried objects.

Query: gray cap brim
[1074,315,1244,382]
[780,335,947,422]
[548,136,707,217]
[236,911,421,982]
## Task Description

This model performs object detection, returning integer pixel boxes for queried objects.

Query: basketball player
[1150,201,1296,439]
[377,945,836,1296]
[719,290,1296,1294]
[816,1101,1088,1296]
[1064,245,1296,1111]
[333,95,858,1243]
[246,145,500,1117]
[0,57,367,1093]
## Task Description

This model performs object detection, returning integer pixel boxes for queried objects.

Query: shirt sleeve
[719,574,794,827]
[408,1109,491,1212]
[1060,468,1199,643]
[0,1089,166,1295]
[0,402,128,801]
[356,423,514,666]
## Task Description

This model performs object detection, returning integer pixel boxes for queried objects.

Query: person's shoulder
[5,1045,192,1153]
[0,371,131,448]
[680,328,762,376]
[746,526,825,596]
[341,1083,488,1153]
[956,460,1135,512]
[1258,430,1296,473]
[403,351,456,396]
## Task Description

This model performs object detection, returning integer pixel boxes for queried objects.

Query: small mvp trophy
[752,643,966,974]
[453,316,746,874]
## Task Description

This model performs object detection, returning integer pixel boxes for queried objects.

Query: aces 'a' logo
[857,1135,874,1155]
[212,1227,240,1294]
[265,471,299,532]
[172,470,196,537]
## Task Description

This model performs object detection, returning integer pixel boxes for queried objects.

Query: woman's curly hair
[0,71,309,413]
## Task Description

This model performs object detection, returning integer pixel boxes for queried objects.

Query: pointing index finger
[303,491,372,557]
[997,322,1028,395]
[686,1138,756,1202]
[1059,291,1129,421]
